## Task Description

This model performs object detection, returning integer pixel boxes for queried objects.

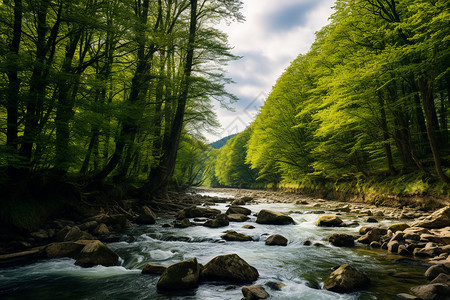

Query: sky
[204,0,335,143]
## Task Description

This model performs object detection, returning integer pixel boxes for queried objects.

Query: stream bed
[0,191,429,299]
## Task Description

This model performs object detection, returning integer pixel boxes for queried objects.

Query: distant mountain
[210,133,238,149]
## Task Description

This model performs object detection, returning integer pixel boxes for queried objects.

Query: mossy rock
[157,258,200,291]
[388,224,410,233]
[316,215,343,227]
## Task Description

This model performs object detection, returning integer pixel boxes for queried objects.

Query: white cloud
[203,0,335,143]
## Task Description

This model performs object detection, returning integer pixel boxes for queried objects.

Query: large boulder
[328,234,355,247]
[412,206,450,229]
[201,254,259,283]
[176,206,221,220]
[323,264,370,293]
[74,240,119,268]
[203,214,229,228]
[316,215,343,227]
[256,210,293,225]
[265,234,288,246]
[227,214,250,222]
[156,258,200,291]
[44,240,92,259]
[227,206,252,216]
[135,206,157,224]
[221,230,253,242]
[242,285,269,300]
[142,263,167,275]
[410,283,450,300]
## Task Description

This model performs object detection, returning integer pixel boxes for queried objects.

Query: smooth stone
[200,253,258,283]
[265,234,288,246]
[242,285,269,299]
[328,233,355,247]
[323,264,370,293]
[256,209,293,225]
[156,258,200,291]
[142,263,167,275]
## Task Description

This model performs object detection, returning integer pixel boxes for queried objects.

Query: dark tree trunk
[377,94,396,175]
[419,75,450,183]
[147,0,198,194]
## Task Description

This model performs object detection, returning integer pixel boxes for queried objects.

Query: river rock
[256,209,293,225]
[358,228,387,244]
[431,273,450,284]
[203,214,229,228]
[412,206,450,229]
[227,206,252,216]
[142,263,167,275]
[243,225,255,229]
[359,226,379,235]
[176,206,221,220]
[221,230,253,242]
[174,218,192,228]
[316,215,343,227]
[388,224,410,233]
[370,241,381,248]
[242,285,269,300]
[396,293,420,300]
[328,234,355,247]
[64,226,96,242]
[425,263,450,280]
[201,253,259,283]
[265,234,288,246]
[227,213,250,222]
[156,258,200,291]
[410,283,450,300]
[79,221,99,232]
[44,240,92,259]
[232,199,246,206]
[93,223,109,235]
[366,217,378,223]
[74,240,119,268]
[323,264,370,293]
[135,206,157,224]
[388,240,401,253]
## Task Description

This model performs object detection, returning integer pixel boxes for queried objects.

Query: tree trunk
[147,0,198,194]
[419,75,450,183]
[377,93,396,175]
[6,0,22,151]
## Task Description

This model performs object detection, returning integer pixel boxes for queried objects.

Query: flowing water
[0,191,429,299]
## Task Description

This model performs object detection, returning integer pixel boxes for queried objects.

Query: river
[0,190,428,299]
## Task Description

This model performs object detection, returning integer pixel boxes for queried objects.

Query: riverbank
[1,187,449,299]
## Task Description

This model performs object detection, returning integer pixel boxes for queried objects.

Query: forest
[211,0,450,199]
[0,0,243,232]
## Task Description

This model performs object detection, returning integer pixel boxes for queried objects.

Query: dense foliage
[214,0,450,195]
[0,0,243,187]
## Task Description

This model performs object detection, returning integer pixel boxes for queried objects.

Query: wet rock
[226,206,252,216]
[44,240,91,259]
[243,225,255,229]
[392,232,405,241]
[64,226,96,242]
[303,241,312,246]
[328,233,355,247]
[142,263,167,275]
[265,281,286,291]
[425,263,450,280]
[359,226,379,235]
[242,285,269,300]
[98,232,122,243]
[388,224,410,233]
[176,206,221,220]
[316,215,343,227]
[232,199,246,206]
[201,253,258,283]
[396,293,420,300]
[203,214,229,228]
[221,230,253,242]
[227,214,250,222]
[388,240,401,253]
[256,209,293,225]
[265,234,288,246]
[410,283,450,300]
[421,234,450,245]
[414,244,443,258]
[366,217,378,223]
[404,227,431,235]
[398,245,412,256]
[358,228,387,244]
[431,273,450,285]
[174,218,192,228]
[370,241,381,248]
[79,221,98,232]
[161,223,172,228]
[93,223,109,236]
[323,264,370,293]
[157,258,200,291]
[412,206,450,229]
[135,206,157,224]
[74,240,119,268]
